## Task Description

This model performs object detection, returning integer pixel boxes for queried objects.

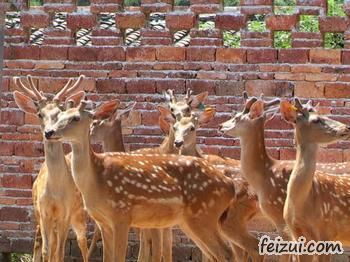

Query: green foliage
[325,32,344,48]
[299,15,319,32]
[327,0,346,16]
[224,0,240,6]
[274,0,296,14]
[124,0,141,6]
[29,0,43,6]
[247,15,266,32]
[174,0,190,5]
[274,31,292,48]
[199,21,215,30]
[11,254,32,262]
[223,31,241,48]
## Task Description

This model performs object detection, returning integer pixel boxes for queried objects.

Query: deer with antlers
[44,98,242,262]
[88,101,136,259]
[12,75,88,262]
[280,99,350,261]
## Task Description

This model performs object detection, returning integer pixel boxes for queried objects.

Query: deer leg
[220,203,262,262]
[138,229,152,262]
[182,218,234,261]
[112,222,130,262]
[88,225,101,259]
[32,225,42,262]
[55,222,70,262]
[150,229,163,262]
[39,217,51,262]
[162,228,173,262]
[71,210,88,262]
[100,224,114,262]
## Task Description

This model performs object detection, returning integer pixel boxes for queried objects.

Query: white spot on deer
[169,161,174,165]
[208,199,215,208]
[110,200,117,208]
[193,184,198,189]
[145,178,151,183]
[151,173,157,178]
[201,168,206,174]
[137,173,142,178]
[107,180,113,187]
[142,184,149,190]
[118,201,127,209]
[139,161,145,166]
[270,178,276,187]
[186,160,191,167]
[277,197,283,204]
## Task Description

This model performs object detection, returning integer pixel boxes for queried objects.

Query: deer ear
[13,91,38,114]
[159,116,170,135]
[190,91,209,108]
[116,101,136,120]
[157,105,175,123]
[198,107,216,125]
[93,100,120,120]
[249,100,264,119]
[65,91,85,108]
[280,100,297,124]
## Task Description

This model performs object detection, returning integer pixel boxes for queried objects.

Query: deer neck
[70,129,98,194]
[159,128,178,154]
[286,130,317,210]
[102,121,125,152]
[240,118,273,191]
[180,135,203,157]
[43,140,72,191]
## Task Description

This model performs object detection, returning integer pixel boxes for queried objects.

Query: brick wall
[2,0,350,260]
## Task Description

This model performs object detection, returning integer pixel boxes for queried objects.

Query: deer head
[280,99,350,145]
[163,88,208,119]
[90,101,136,143]
[219,92,280,137]
[13,75,85,136]
[157,105,215,148]
[44,100,120,142]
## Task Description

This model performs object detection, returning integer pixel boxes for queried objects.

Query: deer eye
[190,126,195,131]
[37,113,43,119]
[312,118,320,124]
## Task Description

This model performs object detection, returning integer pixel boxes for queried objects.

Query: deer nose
[45,130,55,139]
[174,140,183,148]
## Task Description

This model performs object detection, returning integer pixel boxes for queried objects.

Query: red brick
[1,175,32,189]
[245,80,277,96]
[215,14,246,30]
[21,11,49,28]
[280,148,295,160]
[0,207,30,222]
[296,0,325,6]
[166,12,196,30]
[156,79,186,93]
[0,142,14,156]
[67,12,96,30]
[319,17,349,32]
[11,46,40,60]
[247,49,277,63]
[156,47,186,61]
[14,142,44,157]
[324,82,350,98]
[294,82,325,98]
[304,73,337,82]
[290,65,321,73]
[116,12,145,29]
[97,47,125,61]
[43,3,76,12]
[90,3,122,13]
[126,47,156,61]
[68,46,98,61]
[197,72,227,80]
[190,4,221,14]
[0,110,24,125]
[186,47,216,61]
[310,49,341,64]
[96,78,126,93]
[317,149,343,162]
[266,15,297,31]
[216,48,246,63]
[278,49,309,64]
[126,79,156,93]
[5,60,35,69]
[40,46,68,60]
[342,50,350,64]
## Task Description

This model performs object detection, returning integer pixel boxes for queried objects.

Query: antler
[13,75,46,101]
[164,89,176,103]
[184,88,193,104]
[53,75,85,102]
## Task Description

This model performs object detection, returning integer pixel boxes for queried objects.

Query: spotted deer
[88,101,136,259]
[12,75,88,262]
[161,94,262,261]
[133,90,210,262]
[280,99,350,262]
[45,99,239,262]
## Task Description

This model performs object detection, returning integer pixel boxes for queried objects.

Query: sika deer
[45,99,237,262]
[161,102,262,261]
[281,99,350,262]
[13,75,87,262]
[88,101,136,259]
